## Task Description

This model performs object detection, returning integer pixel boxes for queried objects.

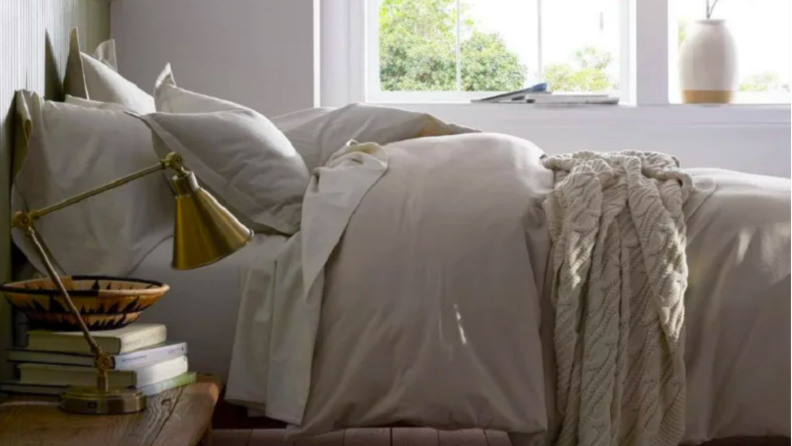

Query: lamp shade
[171,172,253,270]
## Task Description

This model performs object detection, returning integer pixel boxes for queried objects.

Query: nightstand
[0,375,220,446]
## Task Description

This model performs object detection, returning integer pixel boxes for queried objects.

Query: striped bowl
[0,276,169,331]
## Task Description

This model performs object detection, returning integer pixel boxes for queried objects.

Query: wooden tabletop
[0,377,219,446]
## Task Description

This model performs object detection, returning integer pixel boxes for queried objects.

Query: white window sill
[386,103,791,127]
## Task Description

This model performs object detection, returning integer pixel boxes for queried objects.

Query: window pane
[378,0,460,91]
[461,0,537,92]
[375,0,622,96]
[541,0,621,94]
[675,0,791,103]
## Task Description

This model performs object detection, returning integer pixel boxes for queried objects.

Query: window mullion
[536,0,543,79]
[635,0,670,104]
[455,0,462,91]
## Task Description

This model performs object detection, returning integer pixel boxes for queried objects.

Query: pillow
[270,107,337,131]
[64,28,155,113]
[280,103,480,172]
[133,109,310,235]
[64,94,128,111]
[154,64,243,114]
[12,91,174,276]
[153,64,476,171]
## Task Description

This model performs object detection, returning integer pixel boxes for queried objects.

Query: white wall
[110,1,789,178]
[111,0,319,117]
[399,104,791,178]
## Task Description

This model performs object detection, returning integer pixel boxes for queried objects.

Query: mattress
[131,234,286,379]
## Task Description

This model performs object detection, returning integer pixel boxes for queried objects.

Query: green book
[18,356,188,388]
[27,323,167,354]
[1,371,197,397]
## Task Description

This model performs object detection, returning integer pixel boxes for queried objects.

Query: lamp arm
[24,225,112,392]
[26,152,186,223]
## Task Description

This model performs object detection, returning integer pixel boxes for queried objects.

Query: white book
[27,323,167,354]
[8,341,187,370]
[1,371,197,397]
[18,356,188,388]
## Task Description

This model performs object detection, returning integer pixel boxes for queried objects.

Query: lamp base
[60,386,147,415]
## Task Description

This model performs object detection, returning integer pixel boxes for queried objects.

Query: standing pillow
[64,29,155,113]
[133,109,310,236]
[152,64,476,172]
[154,64,243,114]
[12,91,173,276]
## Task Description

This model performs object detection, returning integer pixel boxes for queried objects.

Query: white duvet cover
[227,133,790,444]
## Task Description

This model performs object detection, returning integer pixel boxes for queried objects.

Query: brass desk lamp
[10,152,253,415]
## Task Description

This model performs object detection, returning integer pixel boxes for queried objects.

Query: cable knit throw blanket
[542,151,693,446]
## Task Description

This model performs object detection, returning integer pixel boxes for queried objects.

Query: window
[368,0,624,102]
[358,0,791,105]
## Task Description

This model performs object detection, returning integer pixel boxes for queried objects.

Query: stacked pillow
[142,65,310,235]
[14,34,475,277]
[153,64,477,173]
[13,34,171,277]
[12,91,173,276]
[64,29,154,113]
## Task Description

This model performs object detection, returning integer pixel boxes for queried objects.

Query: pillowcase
[12,91,174,276]
[64,94,128,111]
[153,64,476,172]
[154,64,242,114]
[64,28,155,113]
[133,109,310,235]
[269,107,337,131]
[280,103,480,172]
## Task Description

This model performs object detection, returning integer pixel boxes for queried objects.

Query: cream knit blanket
[542,151,692,446]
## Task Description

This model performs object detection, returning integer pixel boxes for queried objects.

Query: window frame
[366,0,634,104]
[322,0,790,107]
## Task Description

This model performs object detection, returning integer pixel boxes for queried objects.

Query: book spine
[139,372,197,396]
[20,367,136,387]
[114,343,188,370]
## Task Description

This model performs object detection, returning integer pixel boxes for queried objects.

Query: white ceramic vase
[679,19,738,103]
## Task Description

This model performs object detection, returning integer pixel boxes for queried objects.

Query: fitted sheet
[131,234,286,378]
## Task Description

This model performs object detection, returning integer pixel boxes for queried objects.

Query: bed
[130,235,286,379]
[1,5,790,446]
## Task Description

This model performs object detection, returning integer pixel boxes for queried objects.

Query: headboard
[0,0,110,380]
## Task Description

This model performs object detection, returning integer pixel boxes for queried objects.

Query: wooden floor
[212,429,512,446]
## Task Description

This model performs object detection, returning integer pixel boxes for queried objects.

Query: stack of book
[1,323,194,397]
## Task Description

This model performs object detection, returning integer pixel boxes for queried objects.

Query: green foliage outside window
[543,47,615,92]
[378,0,615,93]
[379,0,525,91]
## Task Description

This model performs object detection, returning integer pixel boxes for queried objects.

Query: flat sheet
[225,132,790,443]
[228,134,553,436]
[132,234,286,379]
